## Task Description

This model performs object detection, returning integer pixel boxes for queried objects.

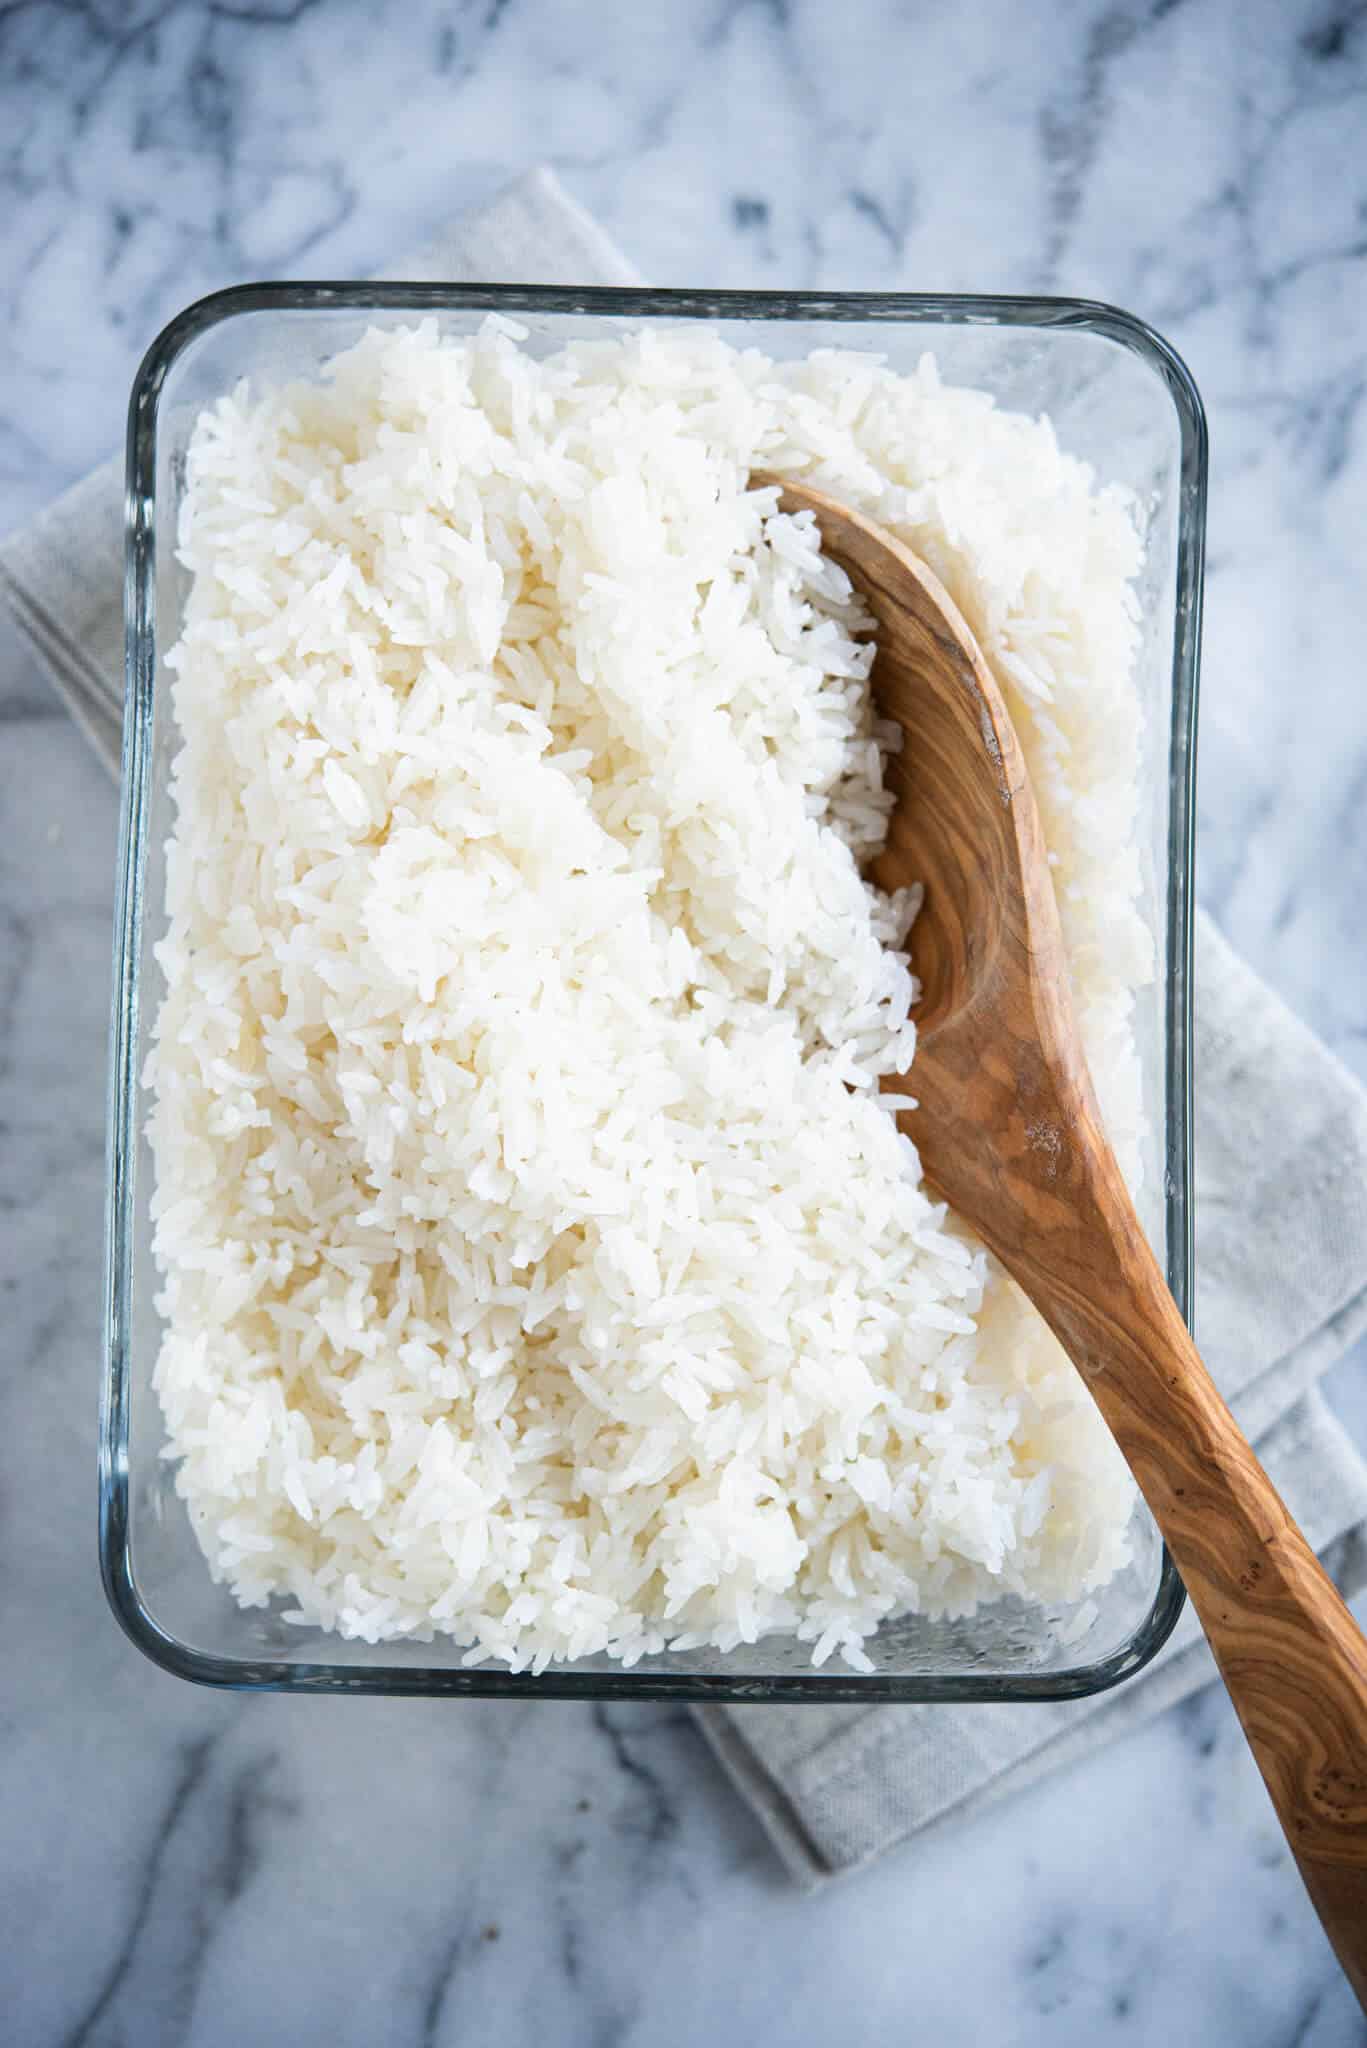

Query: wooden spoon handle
[1007,1153,1367,2003]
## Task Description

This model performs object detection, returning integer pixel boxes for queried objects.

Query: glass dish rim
[103,280,1204,1703]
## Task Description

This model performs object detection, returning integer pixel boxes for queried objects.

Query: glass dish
[103,284,1204,1701]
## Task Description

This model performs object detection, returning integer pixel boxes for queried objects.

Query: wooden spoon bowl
[759,475,1367,2005]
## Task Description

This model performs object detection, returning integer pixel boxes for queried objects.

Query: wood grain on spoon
[756,474,1367,2006]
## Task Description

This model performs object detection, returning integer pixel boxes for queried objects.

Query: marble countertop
[4,2,1367,2043]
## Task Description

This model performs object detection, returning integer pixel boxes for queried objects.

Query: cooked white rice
[148,318,1150,1674]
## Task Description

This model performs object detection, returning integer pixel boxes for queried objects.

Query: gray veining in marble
[3,2,1367,2043]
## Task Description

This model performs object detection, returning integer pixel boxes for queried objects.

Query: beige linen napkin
[8,169,1366,1888]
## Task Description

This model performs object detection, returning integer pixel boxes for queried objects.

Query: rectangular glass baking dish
[102,283,1204,1701]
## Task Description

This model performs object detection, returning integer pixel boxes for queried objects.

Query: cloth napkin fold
[9,168,1367,1890]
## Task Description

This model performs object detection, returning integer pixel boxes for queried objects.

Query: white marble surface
[3,1,1367,2042]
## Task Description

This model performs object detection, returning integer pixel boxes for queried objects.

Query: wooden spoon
[760,475,1367,2003]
